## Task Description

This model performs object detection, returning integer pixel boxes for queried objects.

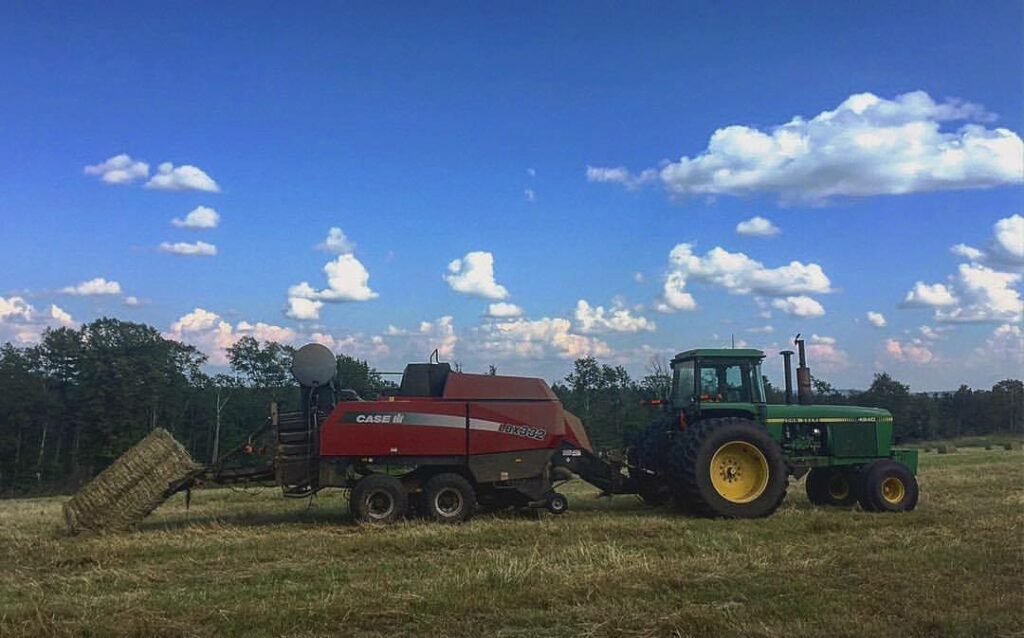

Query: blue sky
[1,1,1021,390]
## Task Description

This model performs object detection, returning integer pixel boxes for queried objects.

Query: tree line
[1,317,1020,496]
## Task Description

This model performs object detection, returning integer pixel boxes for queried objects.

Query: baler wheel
[857,460,919,512]
[350,474,408,524]
[546,492,569,515]
[667,417,788,518]
[421,473,477,523]
[805,467,858,507]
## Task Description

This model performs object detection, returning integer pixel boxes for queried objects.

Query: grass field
[1,448,1022,638]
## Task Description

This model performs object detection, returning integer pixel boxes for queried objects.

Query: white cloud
[316,227,355,254]
[444,251,509,300]
[286,254,379,317]
[867,311,887,328]
[165,308,295,365]
[918,325,951,341]
[477,317,611,360]
[0,296,35,321]
[49,304,74,327]
[123,296,143,307]
[83,154,149,185]
[972,323,1024,368]
[61,277,122,296]
[735,216,780,237]
[935,263,1022,323]
[901,282,957,307]
[310,331,390,360]
[772,295,826,317]
[884,338,935,365]
[746,325,774,334]
[486,302,524,318]
[656,243,832,313]
[808,334,849,370]
[585,165,657,190]
[285,297,324,321]
[384,316,458,360]
[159,241,218,256]
[172,205,220,229]
[526,168,536,177]
[952,214,1024,268]
[588,91,1022,203]
[146,162,220,192]
[524,189,536,202]
[574,299,655,334]
[0,297,78,344]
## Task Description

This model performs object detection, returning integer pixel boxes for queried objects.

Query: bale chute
[62,428,203,533]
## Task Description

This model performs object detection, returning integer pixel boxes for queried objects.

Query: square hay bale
[62,428,203,534]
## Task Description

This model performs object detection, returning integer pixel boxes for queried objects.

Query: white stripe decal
[342,411,543,435]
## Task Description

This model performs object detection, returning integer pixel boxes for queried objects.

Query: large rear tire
[350,474,408,524]
[805,467,859,507]
[667,418,788,518]
[420,473,477,523]
[857,460,919,512]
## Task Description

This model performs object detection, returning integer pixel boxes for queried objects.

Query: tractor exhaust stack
[780,350,795,404]
[794,335,813,405]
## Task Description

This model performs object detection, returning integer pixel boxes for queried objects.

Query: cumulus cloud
[172,205,220,229]
[772,295,826,317]
[486,302,524,318]
[972,323,1024,368]
[808,334,849,370]
[444,251,509,300]
[901,282,957,307]
[524,189,536,202]
[84,154,149,185]
[574,299,655,334]
[736,216,780,237]
[385,316,458,360]
[316,227,355,254]
[286,254,379,320]
[123,296,143,307]
[165,308,296,365]
[588,91,1022,203]
[61,277,122,296]
[159,241,217,256]
[746,325,774,334]
[310,331,390,360]
[884,338,935,364]
[867,311,887,328]
[0,297,77,344]
[477,317,611,360]
[146,162,220,192]
[656,243,830,313]
[903,264,1022,323]
[949,214,1024,269]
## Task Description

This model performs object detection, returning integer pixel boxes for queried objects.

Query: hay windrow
[62,428,203,534]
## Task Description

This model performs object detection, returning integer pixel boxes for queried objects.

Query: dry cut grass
[1,447,1022,637]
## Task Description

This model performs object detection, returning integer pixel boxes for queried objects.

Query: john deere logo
[353,413,406,424]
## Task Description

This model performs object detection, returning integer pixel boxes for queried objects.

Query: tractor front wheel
[805,467,859,507]
[858,460,919,512]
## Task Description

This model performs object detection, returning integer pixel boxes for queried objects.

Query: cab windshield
[697,360,765,403]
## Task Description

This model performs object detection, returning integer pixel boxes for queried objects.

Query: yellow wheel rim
[881,477,905,505]
[709,441,770,504]
[827,475,851,501]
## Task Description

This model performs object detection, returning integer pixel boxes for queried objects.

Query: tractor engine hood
[763,404,893,423]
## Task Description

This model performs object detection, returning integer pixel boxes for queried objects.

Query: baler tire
[350,474,408,524]
[546,492,569,515]
[805,467,859,507]
[857,460,918,513]
[421,473,476,524]
[667,417,788,519]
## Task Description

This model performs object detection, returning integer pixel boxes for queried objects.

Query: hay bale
[937,444,957,454]
[1004,443,1014,451]
[63,428,203,534]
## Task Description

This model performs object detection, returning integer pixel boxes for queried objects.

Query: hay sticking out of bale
[63,428,203,534]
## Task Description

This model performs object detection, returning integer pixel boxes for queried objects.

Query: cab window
[698,361,764,403]
[671,361,695,406]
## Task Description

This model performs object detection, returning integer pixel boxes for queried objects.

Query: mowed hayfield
[1,448,1022,638]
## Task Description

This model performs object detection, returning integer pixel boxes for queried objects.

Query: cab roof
[672,348,765,362]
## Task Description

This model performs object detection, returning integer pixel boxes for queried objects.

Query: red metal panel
[467,401,564,454]
[320,399,468,457]
[443,373,557,401]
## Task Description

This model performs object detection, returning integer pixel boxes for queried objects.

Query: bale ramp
[63,428,203,533]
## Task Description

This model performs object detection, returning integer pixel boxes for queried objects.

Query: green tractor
[632,336,919,518]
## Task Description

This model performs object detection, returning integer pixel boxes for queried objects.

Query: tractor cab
[670,349,767,420]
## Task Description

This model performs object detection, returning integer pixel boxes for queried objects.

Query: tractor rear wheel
[350,474,408,524]
[805,467,858,507]
[667,418,788,518]
[421,473,477,523]
[857,460,919,512]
